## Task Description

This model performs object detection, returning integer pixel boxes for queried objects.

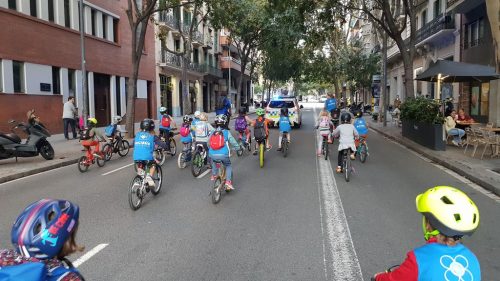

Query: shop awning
[415,60,499,83]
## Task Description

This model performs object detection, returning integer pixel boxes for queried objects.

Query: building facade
[0,0,156,134]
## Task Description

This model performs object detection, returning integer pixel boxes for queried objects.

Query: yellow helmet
[87,118,98,126]
[416,186,479,240]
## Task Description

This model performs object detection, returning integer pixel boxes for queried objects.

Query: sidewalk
[367,117,500,196]
[0,108,256,184]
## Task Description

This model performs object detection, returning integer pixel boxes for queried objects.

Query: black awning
[415,60,499,82]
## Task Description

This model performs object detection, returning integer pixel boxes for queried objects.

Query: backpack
[0,262,47,281]
[234,116,247,132]
[216,96,226,110]
[79,127,92,140]
[254,118,266,141]
[104,124,116,137]
[161,115,171,127]
[319,117,330,130]
[209,130,225,150]
[180,123,191,137]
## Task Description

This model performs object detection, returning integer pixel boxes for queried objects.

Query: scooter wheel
[40,142,55,160]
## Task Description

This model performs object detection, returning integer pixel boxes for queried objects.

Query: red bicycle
[77,140,106,172]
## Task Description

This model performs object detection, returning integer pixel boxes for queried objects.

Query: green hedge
[400,97,444,124]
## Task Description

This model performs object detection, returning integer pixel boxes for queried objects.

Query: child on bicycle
[81,118,110,158]
[353,110,368,150]
[209,115,241,191]
[252,108,272,155]
[316,110,333,156]
[373,186,480,281]
[158,107,176,148]
[192,112,214,165]
[104,116,122,142]
[0,199,84,280]
[277,108,292,151]
[234,108,253,147]
[331,112,358,173]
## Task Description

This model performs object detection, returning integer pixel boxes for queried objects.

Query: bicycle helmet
[11,199,79,259]
[113,116,122,124]
[214,114,228,127]
[183,115,193,123]
[340,112,351,124]
[416,186,479,240]
[87,117,98,127]
[159,107,167,114]
[140,118,155,131]
[280,108,289,116]
[194,111,201,119]
[256,108,265,116]
[239,108,246,114]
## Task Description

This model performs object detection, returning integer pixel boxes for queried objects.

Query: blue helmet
[11,199,80,259]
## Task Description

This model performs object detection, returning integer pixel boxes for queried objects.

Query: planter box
[402,121,446,151]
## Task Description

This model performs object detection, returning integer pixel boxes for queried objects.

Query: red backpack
[209,130,225,150]
[161,115,171,127]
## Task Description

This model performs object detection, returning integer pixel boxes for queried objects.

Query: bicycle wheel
[177,152,187,169]
[102,143,113,161]
[282,138,288,158]
[259,143,265,168]
[344,154,351,182]
[359,144,367,163]
[191,151,204,177]
[236,140,244,157]
[247,138,252,151]
[151,165,162,195]
[169,139,177,156]
[154,149,166,166]
[129,176,143,210]
[324,140,329,160]
[118,140,130,157]
[212,177,222,204]
[77,156,89,173]
[96,154,106,167]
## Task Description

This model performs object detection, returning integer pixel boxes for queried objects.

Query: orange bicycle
[77,140,106,172]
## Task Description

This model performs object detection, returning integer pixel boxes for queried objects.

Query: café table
[455,121,479,130]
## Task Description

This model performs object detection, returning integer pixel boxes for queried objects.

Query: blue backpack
[0,261,82,281]
[104,124,116,137]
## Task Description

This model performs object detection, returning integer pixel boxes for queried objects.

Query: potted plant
[400,97,446,151]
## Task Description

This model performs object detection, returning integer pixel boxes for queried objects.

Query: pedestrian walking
[63,96,78,140]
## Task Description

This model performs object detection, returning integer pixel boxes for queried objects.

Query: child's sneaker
[350,153,356,160]
[336,166,342,173]
[225,180,234,191]
[210,175,217,181]
[145,175,155,188]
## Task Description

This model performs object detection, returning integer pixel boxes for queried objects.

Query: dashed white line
[73,243,108,268]
[196,169,211,179]
[101,163,134,176]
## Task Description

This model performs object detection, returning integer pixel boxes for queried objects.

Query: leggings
[278,131,291,148]
[338,148,352,167]
[318,133,329,153]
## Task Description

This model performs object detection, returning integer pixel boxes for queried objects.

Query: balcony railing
[160,51,182,68]
[203,65,223,77]
[192,30,204,44]
[158,12,179,29]
[205,36,213,48]
[447,0,461,9]
[188,62,204,73]
[415,14,454,45]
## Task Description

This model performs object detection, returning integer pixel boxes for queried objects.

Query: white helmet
[159,107,167,114]
[113,116,122,124]
[194,111,201,118]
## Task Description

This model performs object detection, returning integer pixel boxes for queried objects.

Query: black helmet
[140,118,155,131]
[214,114,228,127]
[183,115,193,123]
[340,112,351,124]
[238,108,246,114]
[280,107,289,116]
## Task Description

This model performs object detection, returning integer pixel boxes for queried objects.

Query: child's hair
[319,110,329,117]
[57,223,85,259]
[200,112,208,121]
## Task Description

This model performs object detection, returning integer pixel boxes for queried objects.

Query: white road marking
[196,169,211,179]
[0,165,64,186]
[313,107,364,281]
[101,163,134,176]
[73,243,108,268]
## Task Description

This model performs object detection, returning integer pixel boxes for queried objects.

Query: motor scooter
[0,120,54,161]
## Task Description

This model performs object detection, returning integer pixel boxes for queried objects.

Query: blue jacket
[133,131,155,161]
[208,129,240,157]
[353,117,368,135]
[278,116,292,132]
[216,97,231,116]
[325,98,337,112]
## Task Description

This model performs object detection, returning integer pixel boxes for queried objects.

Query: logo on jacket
[440,255,473,281]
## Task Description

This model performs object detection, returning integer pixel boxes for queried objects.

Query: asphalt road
[0,103,498,280]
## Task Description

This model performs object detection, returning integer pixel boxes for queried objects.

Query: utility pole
[382,32,388,127]
[79,0,88,121]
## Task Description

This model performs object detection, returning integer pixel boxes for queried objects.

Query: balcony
[446,0,463,10]
[158,12,179,32]
[203,65,223,78]
[204,36,213,49]
[188,62,204,73]
[191,31,204,47]
[159,51,182,68]
[415,14,455,47]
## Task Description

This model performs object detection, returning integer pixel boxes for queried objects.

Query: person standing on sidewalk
[62,97,78,140]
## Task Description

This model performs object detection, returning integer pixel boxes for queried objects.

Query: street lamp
[79,0,88,121]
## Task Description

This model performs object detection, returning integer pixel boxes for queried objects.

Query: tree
[485,0,499,72]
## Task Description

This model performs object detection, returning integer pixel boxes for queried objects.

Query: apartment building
[0,0,156,134]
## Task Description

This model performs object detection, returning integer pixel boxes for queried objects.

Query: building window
[113,18,119,43]
[64,0,71,28]
[175,39,180,52]
[30,0,37,17]
[470,82,489,120]
[91,9,96,36]
[193,49,199,64]
[433,0,441,19]
[8,0,16,10]
[52,67,60,94]
[13,61,24,93]
[102,14,107,39]
[48,0,55,22]
[421,10,427,28]
[115,76,121,116]
[464,18,485,49]
[68,69,76,97]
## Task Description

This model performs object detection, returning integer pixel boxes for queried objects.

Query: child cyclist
[192,112,215,166]
[316,110,334,156]
[81,117,110,158]
[158,106,176,148]
[0,199,84,280]
[373,186,480,281]
[331,112,358,173]
[277,108,292,151]
[179,115,194,162]
[234,108,253,148]
[353,110,368,151]
[209,115,241,191]
[252,108,272,155]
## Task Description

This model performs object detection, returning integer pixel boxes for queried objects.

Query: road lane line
[196,169,211,179]
[313,107,364,281]
[73,243,108,268]
[101,163,134,176]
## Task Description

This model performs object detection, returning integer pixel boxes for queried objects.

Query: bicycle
[236,130,252,157]
[102,130,130,161]
[128,161,162,210]
[155,130,178,165]
[159,129,178,157]
[210,159,235,204]
[256,138,266,168]
[77,142,106,172]
[177,142,193,169]
[341,148,354,182]
[191,142,208,177]
[356,136,368,163]
[281,131,290,158]
[321,135,329,160]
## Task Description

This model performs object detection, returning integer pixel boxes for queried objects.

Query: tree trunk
[395,36,415,99]
[485,0,500,72]
[236,62,247,113]
[181,55,189,115]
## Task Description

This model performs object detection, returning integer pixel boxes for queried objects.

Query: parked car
[265,96,303,128]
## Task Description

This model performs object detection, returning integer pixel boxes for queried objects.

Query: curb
[371,126,500,197]
[0,157,79,184]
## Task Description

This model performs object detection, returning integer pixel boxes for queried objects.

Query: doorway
[93,73,111,126]
[203,82,209,112]
[179,80,184,116]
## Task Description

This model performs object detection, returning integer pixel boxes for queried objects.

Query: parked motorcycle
[0,120,54,160]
